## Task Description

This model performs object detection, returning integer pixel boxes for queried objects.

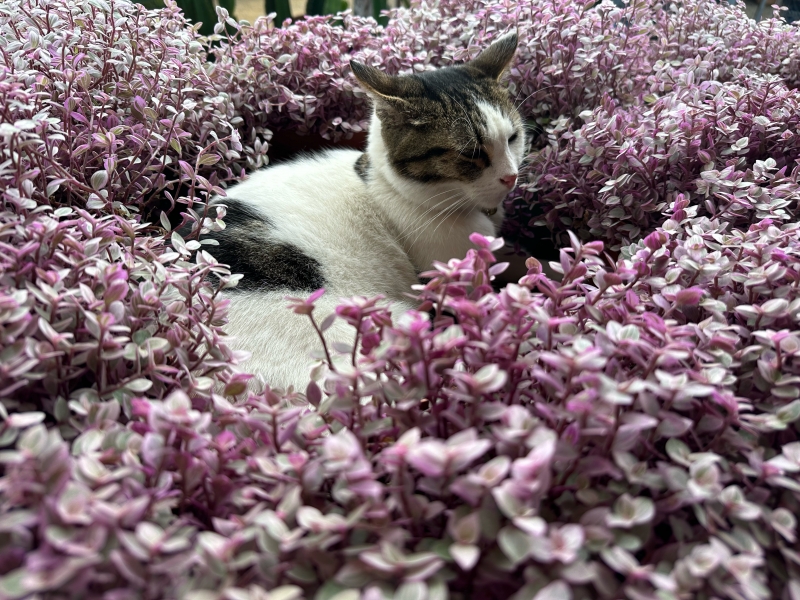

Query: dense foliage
[1,0,800,598]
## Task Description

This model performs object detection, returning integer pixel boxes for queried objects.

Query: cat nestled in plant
[208,32,526,390]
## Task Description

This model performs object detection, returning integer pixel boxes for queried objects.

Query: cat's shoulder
[237,148,365,187]
[218,148,368,218]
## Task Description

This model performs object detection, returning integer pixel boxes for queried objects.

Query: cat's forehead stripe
[408,68,516,135]
[378,63,521,184]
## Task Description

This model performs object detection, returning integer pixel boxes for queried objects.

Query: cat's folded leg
[224,291,419,394]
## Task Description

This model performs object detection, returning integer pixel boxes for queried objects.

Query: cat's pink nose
[500,174,517,189]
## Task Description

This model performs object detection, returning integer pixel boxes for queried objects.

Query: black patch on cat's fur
[205,199,325,293]
[355,153,370,182]
[211,198,270,229]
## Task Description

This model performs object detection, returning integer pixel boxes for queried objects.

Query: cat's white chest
[397,207,497,273]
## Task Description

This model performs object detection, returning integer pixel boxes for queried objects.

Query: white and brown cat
[207,33,526,390]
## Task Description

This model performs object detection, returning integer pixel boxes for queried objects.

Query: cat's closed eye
[508,132,518,143]
[458,147,490,163]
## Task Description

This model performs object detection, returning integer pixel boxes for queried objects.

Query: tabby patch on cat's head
[351,32,525,211]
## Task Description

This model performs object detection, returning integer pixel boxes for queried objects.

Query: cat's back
[213,149,417,299]
[230,148,365,221]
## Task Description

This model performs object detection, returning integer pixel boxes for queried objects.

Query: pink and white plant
[1,0,800,598]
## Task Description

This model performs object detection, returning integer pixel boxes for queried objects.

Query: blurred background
[242,0,410,23]
[240,0,404,23]
[141,0,797,43]
[137,0,409,31]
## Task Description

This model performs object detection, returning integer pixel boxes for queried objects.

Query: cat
[206,32,526,392]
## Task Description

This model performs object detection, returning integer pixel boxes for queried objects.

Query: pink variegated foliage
[1,0,800,598]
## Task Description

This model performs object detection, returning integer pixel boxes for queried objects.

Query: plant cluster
[1,0,800,598]
[207,0,800,250]
[207,10,381,143]
[528,72,800,249]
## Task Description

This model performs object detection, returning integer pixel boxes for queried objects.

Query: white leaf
[450,543,480,571]
[125,378,153,393]
[7,412,46,428]
[533,581,572,600]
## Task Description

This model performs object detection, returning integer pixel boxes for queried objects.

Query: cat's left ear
[350,60,409,105]
[469,31,518,81]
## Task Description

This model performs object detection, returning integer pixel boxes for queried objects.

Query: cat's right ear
[469,31,518,81]
[350,61,408,106]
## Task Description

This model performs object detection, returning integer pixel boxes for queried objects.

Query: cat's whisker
[456,137,477,157]
[430,197,470,240]
[398,203,453,240]
[523,117,546,124]
[523,121,544,130]
[445,92,479,142]
[447,108,478,156]
[446,200,475,238]
[396,188,461,239]
[400,201,465,247]
[450,115,473,137]
[398,199,459,243]
[512,84,560,113]
[429,195,469,237]
[404,192,462,245]
[457,137,478,160]
[407,190,467,246]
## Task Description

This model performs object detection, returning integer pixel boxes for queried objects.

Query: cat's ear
[350,61,408,104]
[469,32,518,81]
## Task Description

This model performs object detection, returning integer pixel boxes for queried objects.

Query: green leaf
[394,582,427,600]
[197,153,221,166]
[255,510,290,541]
[601,546,638,574]
[90,170,108,190]
[159,211,171,231]
[777,400,800,424]
[135,522,164,550]
[0,510,36,532]
[534,581,572,600]
[314,582,355,600]
[665,438,691,466]
[498,526,532,565]
[18,425,48,456]
[0,569,29,600]
[560,560,598,584]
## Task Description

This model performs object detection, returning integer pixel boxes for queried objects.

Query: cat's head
[351,32,525,212]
